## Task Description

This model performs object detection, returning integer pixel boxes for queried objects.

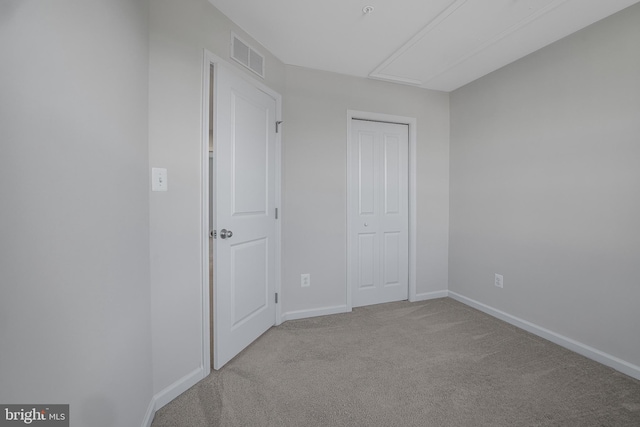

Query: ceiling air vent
[231,33,265,79]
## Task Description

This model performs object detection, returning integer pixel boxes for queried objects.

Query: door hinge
[275,121,283,133]
[275,293,278,304]
[275,208,278,219]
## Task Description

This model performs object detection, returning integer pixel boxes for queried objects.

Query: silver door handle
[219,229,233,239]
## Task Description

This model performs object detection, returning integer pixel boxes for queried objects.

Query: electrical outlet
[301,273,310,287]
[495,274,504,288]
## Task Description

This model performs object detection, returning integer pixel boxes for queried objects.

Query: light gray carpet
[151,298,640,426]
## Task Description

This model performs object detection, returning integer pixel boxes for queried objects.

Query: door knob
[219,229,233,239]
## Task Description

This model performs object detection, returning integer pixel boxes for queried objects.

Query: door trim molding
[201,50,283,376]
[346,110,417,311]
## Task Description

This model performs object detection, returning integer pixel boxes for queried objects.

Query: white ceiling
[209,0,639,92]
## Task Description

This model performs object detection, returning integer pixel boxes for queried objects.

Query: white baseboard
[142,367,203,427]
[281,305,349,322]
[152,367,205,412]
[448,291,640,381]
[412,290,449,302]
[141,398,156,427]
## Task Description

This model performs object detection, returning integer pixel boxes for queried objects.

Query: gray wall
[282,66,450,316]
[148,0,286,396]
[450,4,640,368]
[0,1,153,426]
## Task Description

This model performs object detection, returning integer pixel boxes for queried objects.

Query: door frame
[201,50,283,375]
[346,110,417,311]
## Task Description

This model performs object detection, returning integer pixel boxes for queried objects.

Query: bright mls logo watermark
[1,405,68,426]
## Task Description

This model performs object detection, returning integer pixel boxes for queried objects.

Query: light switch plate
[152,168,168,191]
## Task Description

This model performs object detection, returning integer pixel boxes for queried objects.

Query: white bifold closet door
[350,119,409,308]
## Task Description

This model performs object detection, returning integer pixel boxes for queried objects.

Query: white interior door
[214,65,276,369]
[350,119,409,307]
